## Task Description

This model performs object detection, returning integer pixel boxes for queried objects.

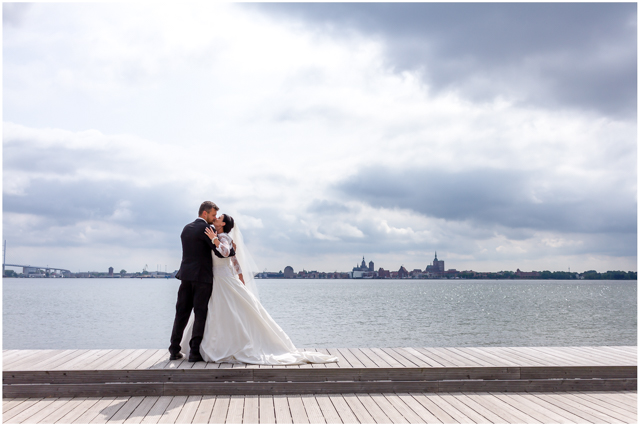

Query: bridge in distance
[3,263,71,274]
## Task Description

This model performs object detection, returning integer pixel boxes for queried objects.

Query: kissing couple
[168,201,338,365]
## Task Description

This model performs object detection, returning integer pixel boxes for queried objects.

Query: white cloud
[2,3,636,273]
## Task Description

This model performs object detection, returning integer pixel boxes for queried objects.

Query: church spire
[434,251,438,261]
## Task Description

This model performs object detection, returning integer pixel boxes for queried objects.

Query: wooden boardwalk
[3,391,637,423]
[3,347,637,423]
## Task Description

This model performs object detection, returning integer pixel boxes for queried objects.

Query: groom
[169,201,235,362]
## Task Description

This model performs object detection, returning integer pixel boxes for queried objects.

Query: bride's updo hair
[222,214,235,234]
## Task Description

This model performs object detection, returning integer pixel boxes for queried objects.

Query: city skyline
[3,3,636,274]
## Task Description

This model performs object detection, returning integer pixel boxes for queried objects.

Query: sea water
[2,278,636,349]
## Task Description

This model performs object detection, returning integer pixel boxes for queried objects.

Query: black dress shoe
[188,354,204,362]
[169,352,184,361]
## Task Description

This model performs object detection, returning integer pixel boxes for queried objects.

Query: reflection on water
[3,278,636,349]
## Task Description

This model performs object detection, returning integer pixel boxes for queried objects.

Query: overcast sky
[3,2,637,274]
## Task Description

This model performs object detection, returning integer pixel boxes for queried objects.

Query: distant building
[108,267,114,277]
[515,269,540,278]
[284,266,295,278]
[353,256,373,278]
[378,268,390,278]
[425,252,445,276]
[398,266,409,278]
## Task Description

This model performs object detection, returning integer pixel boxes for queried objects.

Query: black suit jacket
[175,218,236,283]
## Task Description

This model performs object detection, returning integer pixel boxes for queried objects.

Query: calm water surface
[2,278,636,349]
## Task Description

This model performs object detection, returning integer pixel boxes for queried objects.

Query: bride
[180,214,338,365]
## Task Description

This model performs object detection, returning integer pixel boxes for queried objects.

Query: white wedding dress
[180,232,338,365]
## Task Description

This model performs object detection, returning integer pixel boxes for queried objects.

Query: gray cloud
[250,3,637,118]
[3,3,31,27]
[336,166,637,236]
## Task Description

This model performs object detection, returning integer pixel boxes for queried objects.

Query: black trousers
[169,280,213,357]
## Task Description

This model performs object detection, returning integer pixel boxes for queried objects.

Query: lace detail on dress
[216,233,232,257]
[231,256,243,275]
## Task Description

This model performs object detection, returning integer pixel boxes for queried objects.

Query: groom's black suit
[169,218,235,359]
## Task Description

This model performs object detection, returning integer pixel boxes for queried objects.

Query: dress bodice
[213,254,237,277]
[212,233,242,277]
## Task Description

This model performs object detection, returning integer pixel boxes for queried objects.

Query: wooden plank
[209,395,230,424]
[71,397,118,424]
[358,348,392,368]
[450,347,504,366]
[3,397,58,424]
[56,397,102,424]
[383,393,441,423]
[336,348,366,368]
[562,347,621,365]
[156,395,188,424]
[300,394,326,424]
[519,392,607,423]
[470,348,524,367]
[503,347,565,366]
[533,392,623,423]
[354,394,391,424]
[109,350,150,371]
[2,398,28,413]
[446,392,509,424]
[136,350,170,370]
[457,347,520,367]
[258,395,276,424]
[488,347,547,367]
[433,348,482,367]
[402,348,446,367]
[534,347,606,366]
[174,395,202,424]
[394,348,432,367]
[288,394,310,424]
[121,350,159,370]
[19,349,81,371]
[54,350,103,370]
[225,395,244,424]
[14,397,71,424]
[3,350,61,370]
[107,396,145,424]
[123,396,160,424]
[342,393,376,424]
[517,347,582,366]
[380,348,419,367]
[558,392,636,423]
[325,349,351,368]
[413,348,459,367]
[480,348,540,367]
[75,350,119,370]
[242,394,259,424]
[328,394,360,424]
[3,398,43,422]
[583,347,637,364]
[577,390,638,412]
[348,348,379,368]
[489,392,568,423]
[89,396,130,423]
[419,393,477,424]
[452,347,505,367]
[369,348,405,368]
[191,395,215,424]
[368,394,410,424]
[314,394,343,424]
[407,393,458,424]
[273,394,293,424]
[138,396,173,424]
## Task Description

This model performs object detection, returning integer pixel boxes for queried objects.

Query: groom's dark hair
[222,214,235,234]
[199,201,219,216]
